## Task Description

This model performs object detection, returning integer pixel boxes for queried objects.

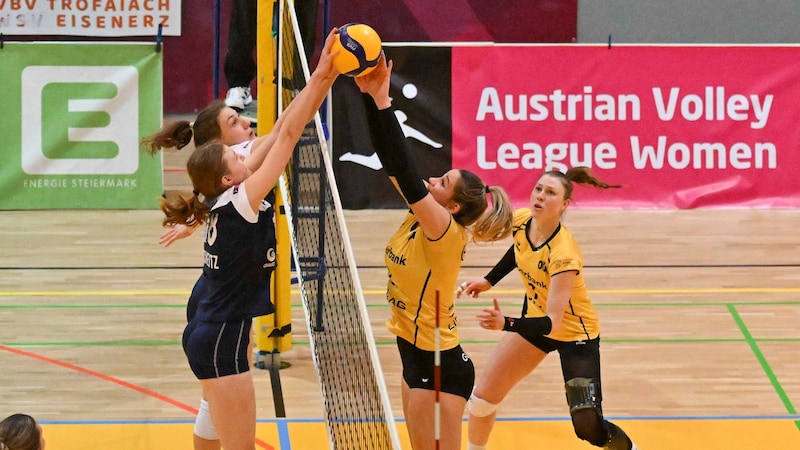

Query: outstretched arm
[354,54,452,239]
[244,93,304,168]
[242,29,341,212]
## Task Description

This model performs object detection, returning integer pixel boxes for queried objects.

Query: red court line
[0,344,275,450]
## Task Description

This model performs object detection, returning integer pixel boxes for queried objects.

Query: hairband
[177,121,194,149]
[192,190,200,197]
[484,185,491,194]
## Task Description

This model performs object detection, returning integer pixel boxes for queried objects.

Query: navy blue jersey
[189,181,277,322]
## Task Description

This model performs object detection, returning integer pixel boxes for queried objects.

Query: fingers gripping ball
[332,23,382,77]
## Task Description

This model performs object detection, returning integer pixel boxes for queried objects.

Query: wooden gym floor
[2,148,800,449]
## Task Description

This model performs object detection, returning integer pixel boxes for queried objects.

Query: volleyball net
[272,1,401,448]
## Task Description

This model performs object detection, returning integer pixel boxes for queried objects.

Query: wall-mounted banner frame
[1,42,163,209]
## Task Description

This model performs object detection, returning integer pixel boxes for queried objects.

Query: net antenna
[434,290,441,450]
[277,1,402,448]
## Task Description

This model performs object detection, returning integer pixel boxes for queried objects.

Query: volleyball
[332,23,382,77]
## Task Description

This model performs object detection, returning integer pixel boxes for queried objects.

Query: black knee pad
[565,377,601,415]
[570,409,608,446]
[566,377,607,446]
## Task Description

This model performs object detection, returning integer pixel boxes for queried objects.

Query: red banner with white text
[451,45,800,209]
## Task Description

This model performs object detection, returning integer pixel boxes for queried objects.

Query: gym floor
[2,206,799,449]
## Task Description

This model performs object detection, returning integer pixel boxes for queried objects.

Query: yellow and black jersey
[385,211,467,351]
[512,208,600,341]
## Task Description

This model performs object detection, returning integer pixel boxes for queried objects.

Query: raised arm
[354,54,452,239]
[242,92,304,168]
[242,29,340,212]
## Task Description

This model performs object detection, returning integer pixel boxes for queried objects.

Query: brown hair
[452,170,514,243]
[159,142,229,227]
[545,166,622,201]
[141,100,228,155]
[0,414,42,450]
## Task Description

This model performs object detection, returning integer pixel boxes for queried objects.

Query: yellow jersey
[512,208,600,341]
[385,211,467,351]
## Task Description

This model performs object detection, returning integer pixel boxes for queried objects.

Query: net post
[253,0,289,419]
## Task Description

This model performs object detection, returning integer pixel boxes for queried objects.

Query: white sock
[467,443,487,450]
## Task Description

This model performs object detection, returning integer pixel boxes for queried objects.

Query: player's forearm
[484,245,516,285]
[502,316,552,337]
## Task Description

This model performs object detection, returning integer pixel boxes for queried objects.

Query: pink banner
[452,45,800,209]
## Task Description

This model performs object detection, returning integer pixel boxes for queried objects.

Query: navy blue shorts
[397,337,475,400]
[183,318,252,379]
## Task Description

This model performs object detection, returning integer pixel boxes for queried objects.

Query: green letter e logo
[21,66,139,175]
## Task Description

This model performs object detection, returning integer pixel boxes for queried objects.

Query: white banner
[0,0,181,36]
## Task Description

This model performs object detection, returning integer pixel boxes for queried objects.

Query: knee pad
[565,378,606,446]
[193,398,219,441]
[467,390,497,418]
[565,377,601,416]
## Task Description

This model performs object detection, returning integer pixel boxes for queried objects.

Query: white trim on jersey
[231,140,254,157]
[211,182,259,223]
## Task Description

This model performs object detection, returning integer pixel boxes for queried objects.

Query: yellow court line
[40,418,800,450]
[2,287,800,297]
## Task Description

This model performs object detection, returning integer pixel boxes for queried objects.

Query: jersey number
[205,214,219,246]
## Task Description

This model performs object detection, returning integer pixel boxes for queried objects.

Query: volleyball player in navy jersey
[154,30,341,450]
[457,168,638,450]
[143,42,331,449]
[143,75,299,248]
[354,53,515,450]
[144,95,272,450]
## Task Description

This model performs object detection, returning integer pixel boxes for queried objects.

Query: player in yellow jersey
[354,54,514,450]
[458,167,639,450]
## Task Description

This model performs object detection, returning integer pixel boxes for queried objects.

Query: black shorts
[522,334,603,401]
[183,318,252,379]
[397,337,475,400]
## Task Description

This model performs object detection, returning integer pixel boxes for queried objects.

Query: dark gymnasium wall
[8,0,576,113]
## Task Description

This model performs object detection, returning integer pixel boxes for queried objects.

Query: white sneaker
[225,86,252,109]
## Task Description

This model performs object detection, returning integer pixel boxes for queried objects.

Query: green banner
[0,42,163,209]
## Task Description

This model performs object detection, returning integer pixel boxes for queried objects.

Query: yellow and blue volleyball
[332,23,382,77]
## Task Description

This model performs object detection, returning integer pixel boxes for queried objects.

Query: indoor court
[2,170,799,449]
[5,0,799,448]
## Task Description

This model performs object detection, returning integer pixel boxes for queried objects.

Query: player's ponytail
[159,142,229,227]
[141,120,193,155]
[453,171,514,243]
[141,100,228,155]
[546,166,622,201]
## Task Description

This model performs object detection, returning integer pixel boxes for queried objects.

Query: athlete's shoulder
[555,223,579,245]
[549,225,583,266]
[231,140,254,156]
[513,208,532,227]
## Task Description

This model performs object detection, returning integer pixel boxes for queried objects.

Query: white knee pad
[468,391,497,418]
[194,398,219,441]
